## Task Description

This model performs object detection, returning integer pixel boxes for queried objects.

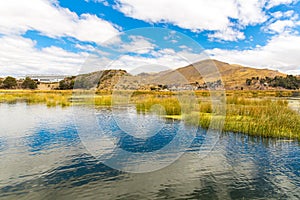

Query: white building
[26,75,66,83]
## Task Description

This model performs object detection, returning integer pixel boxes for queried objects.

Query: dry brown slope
[152,59,285,88]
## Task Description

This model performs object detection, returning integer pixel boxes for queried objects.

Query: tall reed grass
[134,93,300,140]
[0,90,71,107]
[0,90,299,140]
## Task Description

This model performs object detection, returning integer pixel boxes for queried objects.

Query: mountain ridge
[57,59,299,90]
[135,59,286,89]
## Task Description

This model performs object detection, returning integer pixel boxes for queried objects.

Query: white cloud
[100,47,210,74]
[0,33,202,76]
[114,0,268,41]
[80,45,208,74]
[85,0,109,6]
[118,35,156,54]
[2,33,299,76]
[0,36,87,76]
[264,10,299,34]
[205,34,300,74]
[107,52,192,73]
[208,28,245,41]
[163,30,180,43]
[266,0,299,8]
[1,0,300,76]
[266,20,296,33]
[75,44,97,52]
[271,10,295,19]
[0,0,120,43]
[235,0,267,26]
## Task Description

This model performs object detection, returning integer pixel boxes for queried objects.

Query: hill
[59,59,298,90]
[146,59,286,89]
[58,69,129,90]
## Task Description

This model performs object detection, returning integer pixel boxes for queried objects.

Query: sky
[0,0,300,76]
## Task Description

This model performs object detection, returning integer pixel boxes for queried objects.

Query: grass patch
[0,90,72,108]
[136,97,181,115]
[134,93,300,140]
[0,89,299,140]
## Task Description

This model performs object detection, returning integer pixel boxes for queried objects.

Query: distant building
[26,75,67,83]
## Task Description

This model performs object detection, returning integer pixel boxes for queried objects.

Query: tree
[261,75,299,90]
[3,76,17,89]
[59,78,74,90]
[246,78,252,86]
[21,77,37,89]
[260,78,266,84]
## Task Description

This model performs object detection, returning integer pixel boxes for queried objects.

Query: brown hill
[68,60,288,90]
[70,69,129,90]
[147,59,286,89]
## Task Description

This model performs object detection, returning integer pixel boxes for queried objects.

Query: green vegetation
[223,98,299,139]
[223,90,294,98]
[246,75,300,90]
[0,90,113,107]
[0,90,71,107]
[0,76,39,90]
[0,90,299,140]
[2,76,17,89]
[21,77,38,89]
[136,97,181,115]
[59,77,75,90]
[134,91,300,140]
[206,97,298,139]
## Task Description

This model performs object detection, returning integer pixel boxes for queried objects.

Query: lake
[0,103,299,199]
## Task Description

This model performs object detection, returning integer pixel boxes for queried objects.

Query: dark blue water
[0,103,299,199]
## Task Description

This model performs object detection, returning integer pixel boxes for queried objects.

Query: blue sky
[0,0,300,76]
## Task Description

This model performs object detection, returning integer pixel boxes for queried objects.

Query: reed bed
[0,90,72,107]
[0,90,114,107]
[136,97,181,115]
[223,99,299,139]
[134,93,300,140]
[0,90,299,140]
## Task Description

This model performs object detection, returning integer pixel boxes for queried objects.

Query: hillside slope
[62,60,291,90]
[147,59,286,89]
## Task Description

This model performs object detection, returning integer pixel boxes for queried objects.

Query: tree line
[246,75,300,90]
[0,76,73,90]
[0,76,37,89]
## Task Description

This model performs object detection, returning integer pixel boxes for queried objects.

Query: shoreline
[0,90,299,140]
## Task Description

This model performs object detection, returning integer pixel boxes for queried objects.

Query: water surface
[0,103,299,199]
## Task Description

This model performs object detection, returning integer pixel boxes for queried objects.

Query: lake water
[0,103,299,199]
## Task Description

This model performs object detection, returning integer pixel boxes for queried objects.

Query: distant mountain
[145,59,286,89]
[75,69,129,90]
[65,59,293,90]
